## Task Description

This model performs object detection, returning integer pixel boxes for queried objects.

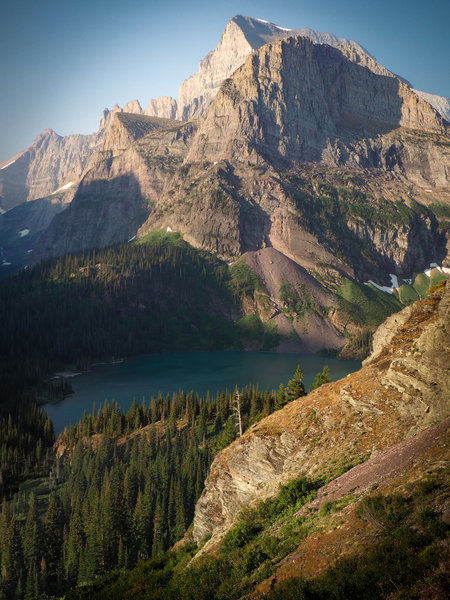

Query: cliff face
[137,35,449,277]
[187,36,448,167]
[192,283,449,547]
[175,15,401,123]
[34,116,196,260]
[0,129,102,212]
[144,96,177,119]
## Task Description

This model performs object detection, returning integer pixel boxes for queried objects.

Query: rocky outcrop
[123,99,143,114]
[101,112,182,153]
[414,89,450,123]
[144,96,177,120]
[35,118,196,260]
[192,283,449,547]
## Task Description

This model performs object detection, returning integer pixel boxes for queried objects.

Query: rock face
[175,15,398,122]
[413,89,450,123]
[187,35,448,166]
[144,96,177,119]
[123,99,143,114]
[192,283,450,547]
[0,129,102,212]
[34,116,195,260]
[136,34,449,278]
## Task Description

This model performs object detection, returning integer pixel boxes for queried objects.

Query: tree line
[0,364,330,600]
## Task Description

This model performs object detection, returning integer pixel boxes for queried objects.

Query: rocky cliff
[144,96,177,119]
[33,115,195,260]
[136,34,449,280]
[192,282,449,549]
[0,129,99,212]
[187,35,448,165]
[175,15,404,122]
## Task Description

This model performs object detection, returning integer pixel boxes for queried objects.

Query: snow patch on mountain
[1,159,16,170]
[367,280,394,294]
[366,264,449,295]
[51,181,74,195]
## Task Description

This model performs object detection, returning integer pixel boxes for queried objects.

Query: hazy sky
[1,0,449,161]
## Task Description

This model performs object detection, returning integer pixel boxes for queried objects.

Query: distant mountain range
[0,15,449,355]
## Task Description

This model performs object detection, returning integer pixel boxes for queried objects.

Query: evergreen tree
[44,494,64,594]
[22,493,42,576]
[312,366,330,390]
[286,365,306,402]
[275,383,287,410]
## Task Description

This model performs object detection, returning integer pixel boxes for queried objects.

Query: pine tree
[312,366,330,390]
[3,516,24,597]
[23,493,42,576]
[286,365,306,402]
[43,494,64,594]
[152,500,164,556]
[275,383,287,410]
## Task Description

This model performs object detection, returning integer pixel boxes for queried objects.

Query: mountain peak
[231,14,372,57]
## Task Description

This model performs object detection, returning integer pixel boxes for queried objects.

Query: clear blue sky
[1,0,449,161]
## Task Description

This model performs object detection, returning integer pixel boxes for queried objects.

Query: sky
[1,0,449,161]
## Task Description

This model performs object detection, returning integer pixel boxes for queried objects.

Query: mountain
[1,15,449,356]
[60,281,450,600]
[34,29,450,272]
[0,129,93,212]
[1,15,448,217]
[174,14,407,122]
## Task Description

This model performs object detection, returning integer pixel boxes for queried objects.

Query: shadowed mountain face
[31,30,449,285]
[1,16,449,355]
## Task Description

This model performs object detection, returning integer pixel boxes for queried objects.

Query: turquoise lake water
[45,351,361,434]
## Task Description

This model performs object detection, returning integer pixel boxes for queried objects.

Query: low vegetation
[62,466,448,600]
[0,359,331,599]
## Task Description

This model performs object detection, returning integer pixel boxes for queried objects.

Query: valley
[0,12,448,600]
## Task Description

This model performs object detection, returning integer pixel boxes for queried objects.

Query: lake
[45,351,361,434]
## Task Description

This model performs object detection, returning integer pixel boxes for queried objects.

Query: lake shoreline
[44,350,361,435]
